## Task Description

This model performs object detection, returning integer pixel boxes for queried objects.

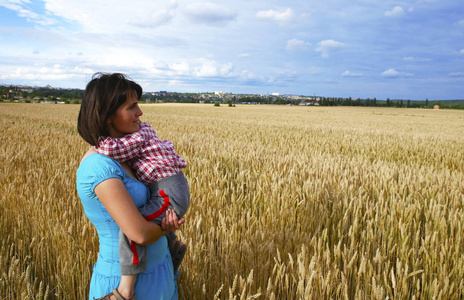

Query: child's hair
[77,73,142,146]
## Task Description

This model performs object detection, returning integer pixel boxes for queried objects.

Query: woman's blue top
[76,154,177,299]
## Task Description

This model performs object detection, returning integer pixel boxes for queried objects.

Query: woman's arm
[94,178,182,246]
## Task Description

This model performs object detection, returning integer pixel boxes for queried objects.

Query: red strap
[130,241,139,265]
[144,189,170,221]
[131,190,170,265]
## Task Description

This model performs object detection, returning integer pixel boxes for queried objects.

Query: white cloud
[168,80,182,86]
[97,50,155,70]
[0,0,462,99]
[171,61,190,75]
[43,1,128,33]
[449,72,464,78]
[385,6,405,17]
[193,59,233,77]
[1,0,57,26]
[256,8,294,25]
[403,56,431,62]
[184,2,237,25]
[128,10,174,28]
[342,70,362,77]
[240,70,259,81]
[316,40,345,58]
[0,64,84,81]
[238,53,251,58]
[300,12,311,19]
[308,66,321,75]
[381,68,413,78]
[286,38,310,51]
[381,69,399,77]
[42,0,181,33]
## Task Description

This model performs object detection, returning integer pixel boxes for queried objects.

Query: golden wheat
[1,103,463,299]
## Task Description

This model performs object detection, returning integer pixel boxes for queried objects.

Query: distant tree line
[1,85,463,109]
[29,88,84,101]
[141,93,198,103]
[0,85,83,103]
[313,96,464,109]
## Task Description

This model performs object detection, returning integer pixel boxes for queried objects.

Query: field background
[1,103,463,299]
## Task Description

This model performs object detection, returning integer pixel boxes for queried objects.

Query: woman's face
[107,90,143,138]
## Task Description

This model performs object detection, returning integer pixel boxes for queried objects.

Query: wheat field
[0,103,463,299]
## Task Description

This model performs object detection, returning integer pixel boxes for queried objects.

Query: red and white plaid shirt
[96,122,187,185]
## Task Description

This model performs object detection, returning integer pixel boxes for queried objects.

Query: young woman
[76,73,184,300]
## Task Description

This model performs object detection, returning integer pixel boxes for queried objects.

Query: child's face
[107,90,143,138]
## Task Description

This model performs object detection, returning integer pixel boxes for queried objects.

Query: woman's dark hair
[77,73,142,146]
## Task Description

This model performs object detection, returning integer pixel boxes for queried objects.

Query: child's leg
[117,275,137,299]
[119,231,148,275]
[165,231,187,273]
[113,231,146,299]
[117,181,174,278]
[166,231,177,243]
[96,274,136,299]
[111,177,187,300]
[153,172,190,273]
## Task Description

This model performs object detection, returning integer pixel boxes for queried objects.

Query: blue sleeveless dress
[76,154,178,300]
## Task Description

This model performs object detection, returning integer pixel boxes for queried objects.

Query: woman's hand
[161,208,185,232]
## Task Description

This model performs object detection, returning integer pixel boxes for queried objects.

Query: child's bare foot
[95,288,135,300]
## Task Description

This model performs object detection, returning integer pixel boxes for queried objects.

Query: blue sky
[0,0,463,100]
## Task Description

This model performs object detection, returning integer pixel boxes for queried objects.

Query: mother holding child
[76,73,190,300]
